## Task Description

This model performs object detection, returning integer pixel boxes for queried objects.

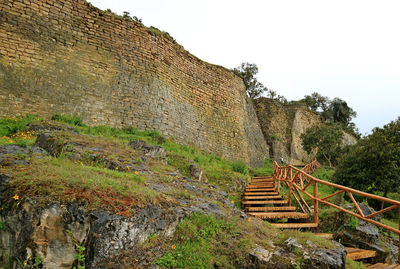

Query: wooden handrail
[273,160,400,263]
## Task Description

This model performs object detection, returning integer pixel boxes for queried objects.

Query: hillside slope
[0,116,346,268]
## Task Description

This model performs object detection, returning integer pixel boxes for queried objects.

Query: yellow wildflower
[248,217,251,222]
[171,244,176,250]
[13,194,19,200]
[134,171,139,175]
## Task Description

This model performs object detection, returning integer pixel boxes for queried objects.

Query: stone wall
[254,98,358,166]
[0,0,269,166]
[254,98,321,165]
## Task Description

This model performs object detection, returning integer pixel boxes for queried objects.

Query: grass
[51,113,84,126]
[279,230,334,249]
[250,158,274,177]
[154,212,337,268]
[0,114,39,147]
[346,259,366,269]
[3,156,160,217]
[155,213,263,268]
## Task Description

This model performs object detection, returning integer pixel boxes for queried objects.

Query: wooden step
[243,195,282,200]
[346,247,377,260]
[271,223,318,228]
[246,206,297,212]
[245,188,275,192]
[247,183,274,185]
[246,184,274,188]
[252,177,273,180]
[242,200,288,205]
[367,263,400,269]
[248,212,310,219]
[313,233,334,240]
[244,192,279,196]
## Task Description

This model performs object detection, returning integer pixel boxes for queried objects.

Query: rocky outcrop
[254,98,358,165]
[335,204,399,264]
[254,98,321,165]
[249,237,347,268]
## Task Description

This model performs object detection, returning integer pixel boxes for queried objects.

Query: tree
[301,93,359,137]
[333,118,400,201]
[327,98,357,127]
[232,63,267,99]
[303,92,328,113]
[301,123,344,167]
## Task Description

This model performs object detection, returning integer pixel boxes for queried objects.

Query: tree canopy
[232,63,267,99]
[301,123,344,167]
[333,117,400,198]
[302,92,359,137]
[232,62,287,102]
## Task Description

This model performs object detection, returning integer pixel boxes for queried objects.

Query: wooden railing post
[288,168,293,206]
[313,180,319,227]
[398,206,400,264]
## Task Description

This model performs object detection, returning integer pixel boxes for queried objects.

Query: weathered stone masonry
[0,0,268,166]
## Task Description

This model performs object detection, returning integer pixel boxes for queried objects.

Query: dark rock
[249,245,272,265]
[34,132,64,156]
[188,163,207,182]
[128,140,166,161]
[148,181,170,192]
[87,206,186,268]
[183,183,203,194]
[30,146,48,156]
[0,145,30,166]
[189,199,225,216]
[128,140,147,150]
[155,135,166,144]
[303,241,347,269]
[283,237,302,251]
[359,203,381,222]
[0,173,10,195]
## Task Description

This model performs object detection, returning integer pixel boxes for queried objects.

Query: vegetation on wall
[232,63,286,102]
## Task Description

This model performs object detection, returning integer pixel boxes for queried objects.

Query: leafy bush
[231,160,248,175]
[51,113,84,126]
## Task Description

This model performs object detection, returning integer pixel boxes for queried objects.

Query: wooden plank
[270,223,318,228]
[248,212,309,219]
[246,206,297,212]
[245,188,275,192]
[247,184,274,187]
[313,233,334,240]
[244,192,279,196]
[242,200,288,205]
[345,247,376,260]
[243,195,282,200]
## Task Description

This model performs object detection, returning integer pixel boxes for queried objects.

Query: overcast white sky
[90,0,400,135]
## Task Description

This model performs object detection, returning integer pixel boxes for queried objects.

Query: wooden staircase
[243,176,389,267]
[242,176,317,228]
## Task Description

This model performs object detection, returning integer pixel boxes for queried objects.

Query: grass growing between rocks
[155,213,275,268]
[2,156,161,217]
